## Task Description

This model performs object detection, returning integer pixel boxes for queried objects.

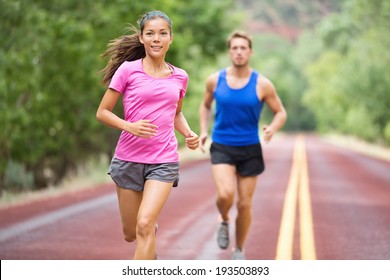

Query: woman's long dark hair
[100,11,172,86]
[100,26,144,86]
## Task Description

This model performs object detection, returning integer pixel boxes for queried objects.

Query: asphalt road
[1,134,389,260]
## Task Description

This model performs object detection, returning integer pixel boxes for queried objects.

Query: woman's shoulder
[168,63,188,78]
[115,59,142,78]
[121,59,142,69]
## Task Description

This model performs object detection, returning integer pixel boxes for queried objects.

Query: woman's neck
[142,56,172,78]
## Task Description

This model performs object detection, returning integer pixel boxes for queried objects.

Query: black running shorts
[210,142,265,176]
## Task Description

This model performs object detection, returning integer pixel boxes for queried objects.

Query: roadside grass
[0,157,112,209]
[324,134,390,162]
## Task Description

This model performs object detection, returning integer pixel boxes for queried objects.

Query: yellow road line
[275,137,300,260]
[299,137,317,260]
[275,135,316,260]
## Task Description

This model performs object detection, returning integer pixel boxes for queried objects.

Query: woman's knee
[136,217,155,238]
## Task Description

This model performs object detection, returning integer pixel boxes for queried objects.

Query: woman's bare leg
[116,185,143,242]
[133,180,172,260]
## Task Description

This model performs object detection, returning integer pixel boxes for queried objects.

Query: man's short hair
[227,31,252,49]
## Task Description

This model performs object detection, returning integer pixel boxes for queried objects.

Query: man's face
[228,38,252,67]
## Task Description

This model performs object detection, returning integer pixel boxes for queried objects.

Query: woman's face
[140,18,173,59]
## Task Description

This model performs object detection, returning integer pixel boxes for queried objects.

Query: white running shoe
[231,248,246,260]
[217,221,229,249]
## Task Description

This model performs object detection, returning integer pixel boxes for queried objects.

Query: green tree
[302,0,390,143]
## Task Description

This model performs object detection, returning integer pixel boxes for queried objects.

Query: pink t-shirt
[109,59,188,163]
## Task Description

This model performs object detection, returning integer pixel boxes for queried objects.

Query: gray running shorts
[108,157,179,192]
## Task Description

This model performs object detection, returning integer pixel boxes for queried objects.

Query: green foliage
[0,0,237,193]
[249,34,316,131]
[302,0,390,143]
[384,122,390,144]
[303,51,347,132]
[1,0,109,190]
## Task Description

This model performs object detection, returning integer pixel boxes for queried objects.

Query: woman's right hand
[125,120,158,138]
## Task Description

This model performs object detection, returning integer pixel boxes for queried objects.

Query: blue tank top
[212,69,263,146]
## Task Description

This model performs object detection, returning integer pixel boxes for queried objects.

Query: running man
[199,30,287,259]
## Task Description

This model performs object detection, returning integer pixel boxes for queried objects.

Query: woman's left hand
[185,131,199,150]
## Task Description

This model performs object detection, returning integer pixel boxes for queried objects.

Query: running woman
[97,10,199,260]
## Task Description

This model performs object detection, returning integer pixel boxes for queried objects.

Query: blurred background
[1,0,389,201]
